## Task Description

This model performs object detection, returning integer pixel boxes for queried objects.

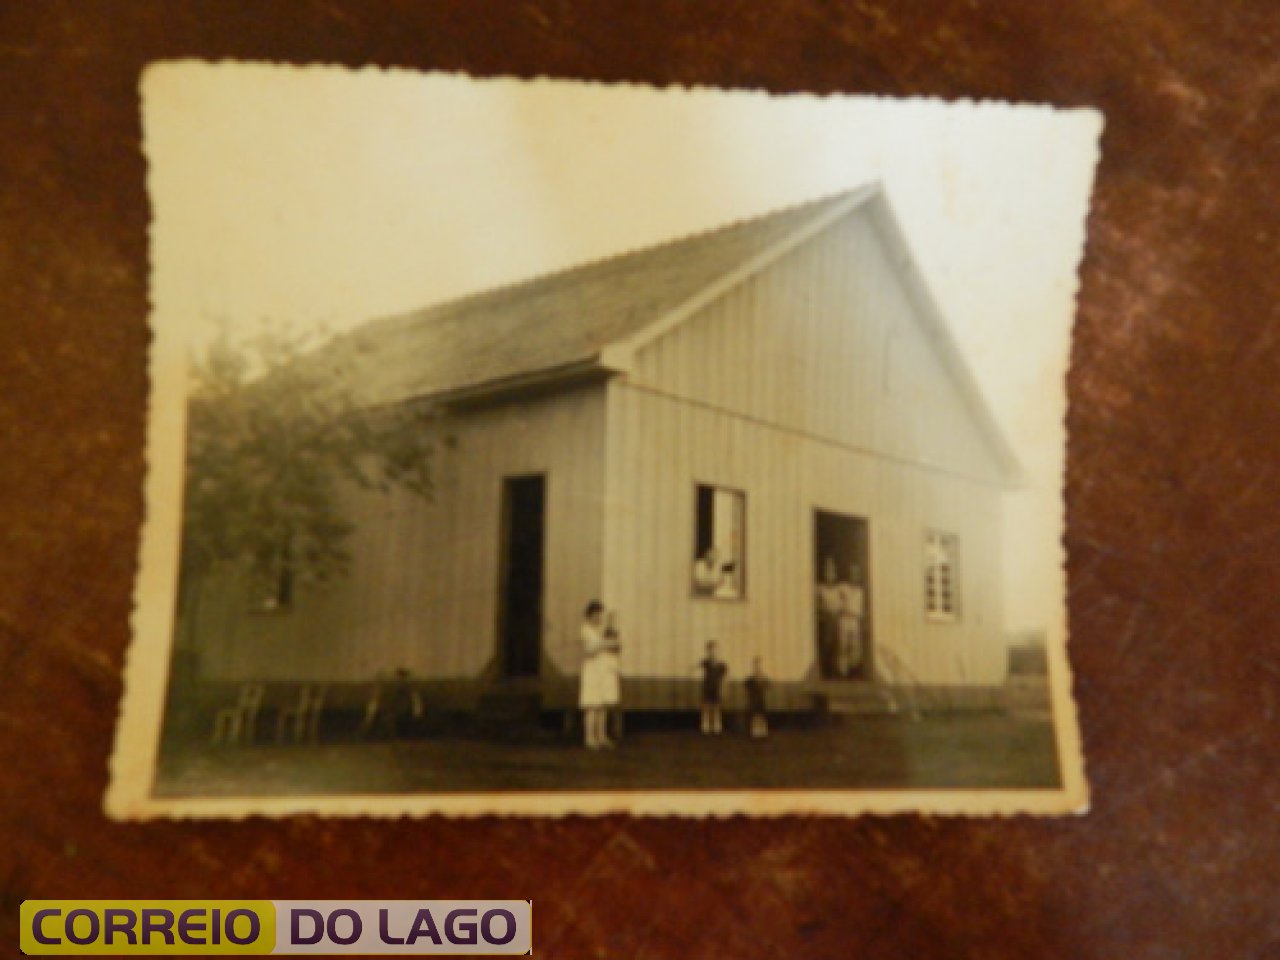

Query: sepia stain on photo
[109,63,1101,816]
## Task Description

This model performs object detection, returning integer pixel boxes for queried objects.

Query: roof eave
[431,354,625,410]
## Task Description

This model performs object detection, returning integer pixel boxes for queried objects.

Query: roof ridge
[615,184,880,358]
[318,183,889,411]
[345,187,864,344]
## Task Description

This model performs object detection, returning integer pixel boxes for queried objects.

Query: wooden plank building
[188,182,1022,714]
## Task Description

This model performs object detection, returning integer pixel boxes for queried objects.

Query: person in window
[692,546,728,597]
[697,640,729,734]
[836,564,866,677]
[816,557,843,679]
[579,600,620,750]
[715,554,741,599]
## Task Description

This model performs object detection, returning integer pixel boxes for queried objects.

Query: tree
[179,325,434,611]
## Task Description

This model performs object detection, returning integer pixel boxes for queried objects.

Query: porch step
[809,682,903,717]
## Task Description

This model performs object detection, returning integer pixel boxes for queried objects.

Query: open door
[813,510,872,680]
[497,475,546,678]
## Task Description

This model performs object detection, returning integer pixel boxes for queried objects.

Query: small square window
[692,484,746,600]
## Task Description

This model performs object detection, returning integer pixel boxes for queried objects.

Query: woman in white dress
[579,600,620,749]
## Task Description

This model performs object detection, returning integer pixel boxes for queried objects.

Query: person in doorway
[698,640,729,734]
[815,556,843,679]
[579,600,620,749]
[836,564,866,678]
[744,656,770,739]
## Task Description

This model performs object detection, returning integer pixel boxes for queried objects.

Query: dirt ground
[154,713,1060,797]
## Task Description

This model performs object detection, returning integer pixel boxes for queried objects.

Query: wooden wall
[603,387,1005,698]
[191,208,1012,696]
[602,207,1010,702]
[630,207,1008,484]
[194,385,607,683]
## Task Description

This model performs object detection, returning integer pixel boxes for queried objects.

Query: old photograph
[108,63,1101,816]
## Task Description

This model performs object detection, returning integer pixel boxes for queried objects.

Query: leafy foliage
[180,326,434,605]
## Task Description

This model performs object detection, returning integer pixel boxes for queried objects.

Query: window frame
[690,481,748,602]
[923,529,961,624]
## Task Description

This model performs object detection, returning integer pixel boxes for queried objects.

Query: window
[692,484,746,600]
[924,531,959,621]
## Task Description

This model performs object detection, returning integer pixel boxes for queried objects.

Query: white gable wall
[628,207,1008,484]
[602,208,1008,696]
[601,387,1006,694]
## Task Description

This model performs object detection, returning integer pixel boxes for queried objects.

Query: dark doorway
[497,475,546,678]
[813,510,873,680]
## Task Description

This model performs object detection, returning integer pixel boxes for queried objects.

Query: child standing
[744,656,770,739]
[698,640,728,735]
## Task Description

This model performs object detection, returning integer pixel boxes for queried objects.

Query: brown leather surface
[2,3,1277,956]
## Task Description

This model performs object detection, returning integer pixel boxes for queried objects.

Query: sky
[145,62,1101,635]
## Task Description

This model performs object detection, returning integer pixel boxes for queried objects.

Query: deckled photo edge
[107,61,1100,819]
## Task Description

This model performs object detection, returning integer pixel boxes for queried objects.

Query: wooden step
[807,682,904,717]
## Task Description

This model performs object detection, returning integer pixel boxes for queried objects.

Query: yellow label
[20,901,275,955]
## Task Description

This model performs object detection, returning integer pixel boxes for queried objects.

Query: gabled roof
[325,182,1022,482]
[328,190,853,409]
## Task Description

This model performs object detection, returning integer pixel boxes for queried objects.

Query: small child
[744,656,770,739]
[698,640,728,735]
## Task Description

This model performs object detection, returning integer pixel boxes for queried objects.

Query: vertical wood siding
[192,206,1012,698]
[604,386,1005,695]
[631,210,1008,484]
[604,208,1010,697]
[196,386,606,682]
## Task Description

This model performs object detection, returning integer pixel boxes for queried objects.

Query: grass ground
[154,712,1061,797]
